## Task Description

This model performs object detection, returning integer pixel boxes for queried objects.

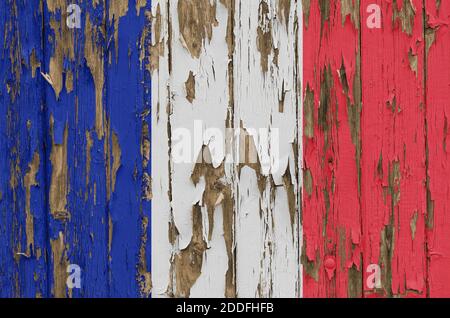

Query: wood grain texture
[1,0,152,298]
[107,0,152,298]
[44,1,111,297]
[425,0,450,298]
[234,0,301,298]
[151,0,302,298]
[3,0,450,299]
[360,0,426,297]
[0,0,47,298]
[43,0,110,298]
[150,0,172,298]
[302,0,362,298]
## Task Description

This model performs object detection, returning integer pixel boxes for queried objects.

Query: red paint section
[425,0,450,298]
[303,1,362,297]
[360,0,427,297]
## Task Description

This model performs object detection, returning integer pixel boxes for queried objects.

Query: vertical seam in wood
[423,0,430,298]
[228,0,237,299]
[40,0,51,298]
[104,0,112,297]
[166,0,176,297]
[295,0,303,298]
[357,0,364,299]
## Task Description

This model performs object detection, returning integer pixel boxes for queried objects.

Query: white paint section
[168,0,233,298]
[151,1,172,298]
[190,206,229,298]
[169,0,230,250]
[236,167,264,297]
[152,0,302,298]
[272,186,297,297]
[233,0,301,297]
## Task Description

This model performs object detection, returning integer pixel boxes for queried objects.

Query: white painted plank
[233,0,301,298]
[152,0,302,298]
[151,0,172,298]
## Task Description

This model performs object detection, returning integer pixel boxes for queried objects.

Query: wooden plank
[302,0,363,298]
[152,0,301,298]
[42,0,152,298]
[106,0,152,297]
[424,0,450,297]
[43,0,110,297]
[360,0,427,297]
[0,0,444,299]
[165,0,236,298]
[234,0,301,298]
[150,0,173,298]
[0,0,47,297]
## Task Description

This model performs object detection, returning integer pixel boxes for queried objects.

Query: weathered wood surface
[151,0,302,298]
[1,0,152,297]
[360,0,426,298]
[425,0,450,298]
[302,0,362,298]
[1,0,47,297]
[301,0,447,298]
[2,0,450,299]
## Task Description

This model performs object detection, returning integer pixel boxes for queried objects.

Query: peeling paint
[5,0,448,299]
[361,0,426,297]
[50,232,69,298]
[177,0,218,58]
[304,84,314,138]
[23,152,40,256]
[84,13,105,139]
[49,119,69,220]
[393,0,416,35]
[256,1,273,73]
[425,0,450,297]
[111,131,122,193]
[29,49,40,78]
[148,5,164,73]
[109,0,129,59]
[46,0,74,99]
[185,71,196,103]
[174,205,207,297]
[303,0,362,298]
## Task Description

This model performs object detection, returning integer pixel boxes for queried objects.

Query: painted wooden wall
[2,0,450,299]
[302,0,450,298]
[1,0,152,298]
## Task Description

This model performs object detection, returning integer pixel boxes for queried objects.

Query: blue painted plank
[106,0,152,297]
[0,0,152,298]
[43,0,109,298]
[0,0,48,298]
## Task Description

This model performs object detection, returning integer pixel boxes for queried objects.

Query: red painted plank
[360,0,427,297]
[425,0,450,298]
[303,0,362,298]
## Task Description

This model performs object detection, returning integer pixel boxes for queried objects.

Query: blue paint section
[0,0,152,298]
[43,1,109,297]
[106,0,152,297]
[0,0,47,298]
[141,1,153,299]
